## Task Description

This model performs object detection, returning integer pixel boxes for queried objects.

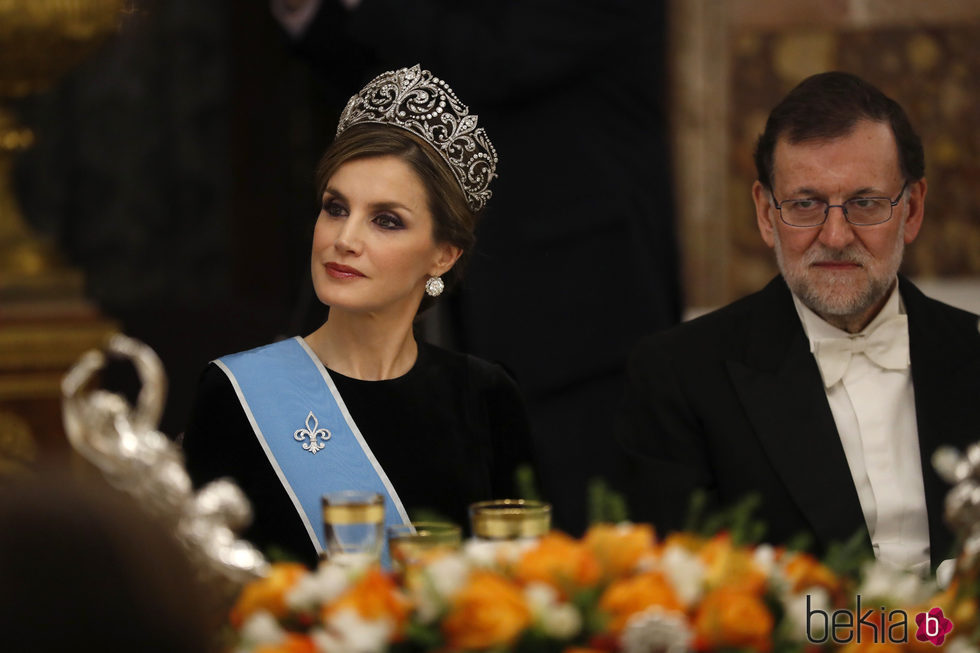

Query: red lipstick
[325,262,365,279]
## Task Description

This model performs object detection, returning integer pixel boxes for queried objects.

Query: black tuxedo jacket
[617,276,980,566]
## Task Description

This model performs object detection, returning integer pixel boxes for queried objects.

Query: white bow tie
[811,314,910,387]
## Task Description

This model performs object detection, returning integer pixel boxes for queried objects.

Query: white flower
[462,537,536,567]
[237,611,286,649]
[752,544,777,576]
[524,582,559,611]
[427,552,471,598]
[411,553,471,623]
[621,607,692,653]
[286,562,351,611]
[659,545,705,607]
[541,603,582,639]
[463,539,501,567]
[523,582,581,639]
[858,559,937,605]
[782,588,829,642]
[313,608,393,653]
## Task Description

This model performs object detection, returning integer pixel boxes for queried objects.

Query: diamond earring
[425,276,445,297]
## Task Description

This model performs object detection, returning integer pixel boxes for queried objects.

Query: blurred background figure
[0,467,215,653]
[270,0,682,534]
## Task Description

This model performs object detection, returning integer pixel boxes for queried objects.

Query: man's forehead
[770,120,902,189]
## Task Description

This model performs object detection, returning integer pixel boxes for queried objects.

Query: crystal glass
[321,490,384,565]
[469,499,551,540]
[387,521,462,570]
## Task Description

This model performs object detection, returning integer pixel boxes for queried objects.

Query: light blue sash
[215,336,410,565]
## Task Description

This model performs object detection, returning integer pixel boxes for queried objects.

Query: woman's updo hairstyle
[315,123,480,313]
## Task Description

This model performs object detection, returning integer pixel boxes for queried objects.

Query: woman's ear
[430,242,462,277]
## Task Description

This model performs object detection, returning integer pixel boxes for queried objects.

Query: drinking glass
[321,490,384,565]
[387,521,462,570]
[468,499,551,540]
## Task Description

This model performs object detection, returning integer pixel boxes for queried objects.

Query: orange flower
[783,552,841,595]
[583,523,657,579]
[324,567,411,633]
[231,562,308,626]
[693,587,773,652]
[255,633,317,653]
[515,532,601,595]
[699,535,766,595]
[598,571,683,633]
[442,570,532,649]
[662,532,708,553]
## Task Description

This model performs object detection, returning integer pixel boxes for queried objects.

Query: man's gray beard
[772,225,904,319]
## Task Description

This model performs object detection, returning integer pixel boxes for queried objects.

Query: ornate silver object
[62,334,269,591]
[294,411,331,454]
[337,64,497,213]
[934,443,980,572]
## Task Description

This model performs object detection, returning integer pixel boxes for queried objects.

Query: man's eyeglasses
[770,181,908,227]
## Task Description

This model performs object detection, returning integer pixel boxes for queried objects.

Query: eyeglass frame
[769,180,909,228]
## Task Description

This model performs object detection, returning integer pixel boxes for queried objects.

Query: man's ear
[902,178,926,244]
[429,242,462,277]
[753,180,776,248]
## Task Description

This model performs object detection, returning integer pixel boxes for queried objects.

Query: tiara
[336,64,498,213]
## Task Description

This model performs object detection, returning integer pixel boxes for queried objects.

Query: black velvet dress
[182,340,534,566]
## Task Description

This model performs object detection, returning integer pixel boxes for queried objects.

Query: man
[618,71,980,573]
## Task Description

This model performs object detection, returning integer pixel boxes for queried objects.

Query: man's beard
[773,223,905,322]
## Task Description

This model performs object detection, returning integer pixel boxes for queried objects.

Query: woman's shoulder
[418,342,520,390]
[419,342,520,400]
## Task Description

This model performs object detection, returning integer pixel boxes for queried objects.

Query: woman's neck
[305,309,418,381]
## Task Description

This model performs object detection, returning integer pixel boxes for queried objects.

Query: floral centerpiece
[227,523,980,653]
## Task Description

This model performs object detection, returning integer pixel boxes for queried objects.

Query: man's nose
[817,205,856,249]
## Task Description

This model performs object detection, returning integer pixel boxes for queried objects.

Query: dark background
[15,2,336,437]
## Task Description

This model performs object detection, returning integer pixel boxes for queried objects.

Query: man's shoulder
[901,277,980,322]
[900,277,980,349]
[631,276,790,362]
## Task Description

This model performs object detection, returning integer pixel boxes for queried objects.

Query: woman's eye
[374,213,404,230]
[322,200,347,217]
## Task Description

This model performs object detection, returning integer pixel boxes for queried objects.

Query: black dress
[182,340,534,566]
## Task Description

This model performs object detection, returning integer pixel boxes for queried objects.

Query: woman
[183,65,533,566]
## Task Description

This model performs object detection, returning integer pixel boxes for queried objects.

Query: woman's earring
[425,276,445,297]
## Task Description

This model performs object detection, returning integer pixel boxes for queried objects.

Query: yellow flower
[599,571,683,633]
[662,532,709,553]
[693,587,773,651]
[783,552,841,595]
[699,535,766,595]
[231,562,308,626]
[442,570,532,649]
[324,567,411,635]
[515,532,601,595]
[583,523,657,579]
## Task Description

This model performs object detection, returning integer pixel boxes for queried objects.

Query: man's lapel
[901,277,980,566]
[726,277,871,551]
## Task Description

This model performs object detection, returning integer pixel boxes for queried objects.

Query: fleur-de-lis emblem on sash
[294,411,331,454]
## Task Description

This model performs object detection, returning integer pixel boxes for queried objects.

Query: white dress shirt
[793,284,931,574]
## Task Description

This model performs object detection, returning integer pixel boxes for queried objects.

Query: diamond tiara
[336,64,498,213]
